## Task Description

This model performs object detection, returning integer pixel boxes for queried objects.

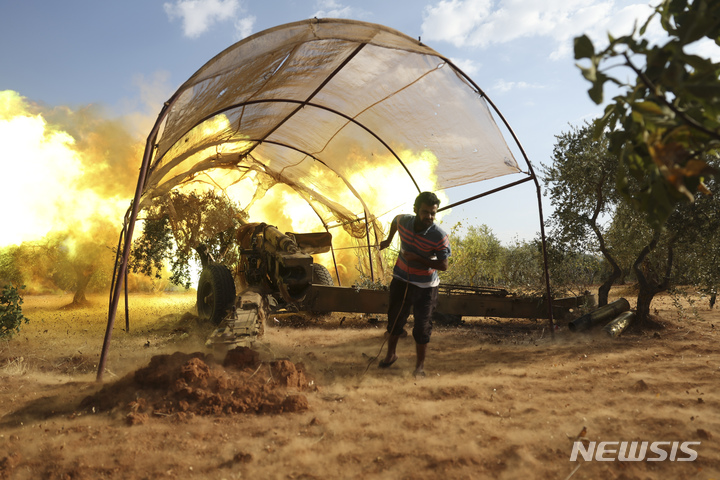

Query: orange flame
[0,90,139,247]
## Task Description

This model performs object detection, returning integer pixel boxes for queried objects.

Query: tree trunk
[635,286,656,322]
[597,267,621,306]
[632,231,673,327]
[72,265,95,305]
[591,220,621,307]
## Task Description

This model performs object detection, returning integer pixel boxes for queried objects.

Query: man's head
[413,191,440,229]
[414,191,440,212]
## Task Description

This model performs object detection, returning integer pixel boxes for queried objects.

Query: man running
[378,191,450,378]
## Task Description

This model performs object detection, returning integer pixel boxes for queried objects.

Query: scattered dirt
[81,348,311,424]
[0,289,719,480]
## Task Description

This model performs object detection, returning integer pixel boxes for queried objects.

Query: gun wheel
[312,263,334,286]
[197,263,236,324]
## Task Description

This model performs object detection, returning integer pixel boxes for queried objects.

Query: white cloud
[448,57,481,76]
[164,0,240,38]
[685,38,720,63]
[421,0,493,48]
[421,0,658,60]
[234,15,256,40]
[579,3,660,51]
[492,79,544,93]
[312,0,368,19]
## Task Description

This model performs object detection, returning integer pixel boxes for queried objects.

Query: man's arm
[402,252,448,271]
[379,216,399,250]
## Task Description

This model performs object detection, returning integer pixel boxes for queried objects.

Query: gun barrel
[263,225,298,253]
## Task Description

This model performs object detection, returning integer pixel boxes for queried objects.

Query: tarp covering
[140,18,521,239]
[98,19,545,380]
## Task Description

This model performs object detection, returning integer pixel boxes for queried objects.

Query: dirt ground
[0,288,718,480]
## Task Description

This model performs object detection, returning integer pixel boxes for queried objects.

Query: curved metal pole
[243,43,366,158]
[533,175,555,336]
[443,58,555,336]
[150,99,422,194]
[151,140,412,269]
[437,177,534,212]
[96,100,177,381]
[107,219,127,312]
[364,211,375,282]
[326,226,342,286]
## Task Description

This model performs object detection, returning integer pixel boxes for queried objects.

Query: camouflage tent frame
[98,19,553,380]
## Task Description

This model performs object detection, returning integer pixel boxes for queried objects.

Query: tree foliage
[0,246,24,288]
[131,215,175,282]
[45,228,115,305]
[669,155,720,304]
[443,223,505,286]
[1,226,115,304]
[574,0,719,230]
[0,283,28,338]
[545,240,607,298]
[604,202,654,283]
[441,227,602,298]
[131,190,246,289]
[500,238,545,293]
[543,122,719,323]
[542,123,623,305]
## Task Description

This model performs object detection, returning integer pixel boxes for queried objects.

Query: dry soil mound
[81,347,311,424]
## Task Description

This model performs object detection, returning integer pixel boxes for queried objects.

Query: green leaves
[574,35,609,104]
[444,224,505,286]
[574,35,595,60]
[634,101,665,116]
[574,0,719,231]
[131,190,246,289]
[0,283,29,339]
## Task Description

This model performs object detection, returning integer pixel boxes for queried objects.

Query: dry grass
[0,289,719,480]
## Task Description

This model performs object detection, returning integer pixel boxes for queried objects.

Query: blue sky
[2,0,717,244]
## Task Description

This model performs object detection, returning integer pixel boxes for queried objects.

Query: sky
[2,0,718,246]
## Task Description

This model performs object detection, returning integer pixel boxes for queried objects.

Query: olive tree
[546,124,716,322]
[0,283,28,338]
[573,0,720,323]
[542,123,623,305]
[671,156,720,307]
[442,223,505,287]
[45,226,116,305]
[131,190,246,288]
[575,0,719,230]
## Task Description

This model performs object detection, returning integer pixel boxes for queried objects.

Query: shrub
[0,283,29,338]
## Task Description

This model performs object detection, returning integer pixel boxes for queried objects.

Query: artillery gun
[197,220,334,324]
[235,222,334,305]
[196,220,594,348]
[196,220,335,347]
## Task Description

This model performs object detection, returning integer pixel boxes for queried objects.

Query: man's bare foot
[379,355,398,368]
[413,367,426,378]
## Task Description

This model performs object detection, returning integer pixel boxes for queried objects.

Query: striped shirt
[392,214,451,288]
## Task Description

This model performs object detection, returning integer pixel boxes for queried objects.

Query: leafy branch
[574,0,720,230]
[0,283,29,339]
